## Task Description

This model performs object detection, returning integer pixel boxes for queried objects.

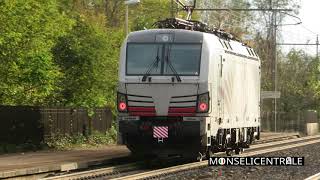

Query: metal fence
[0,106,113,145]
[261,111,318,133]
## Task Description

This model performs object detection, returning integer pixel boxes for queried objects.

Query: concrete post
[304,110,319,136]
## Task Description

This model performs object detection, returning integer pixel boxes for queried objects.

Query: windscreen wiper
[166,44,181,82]
[142,46,160,82]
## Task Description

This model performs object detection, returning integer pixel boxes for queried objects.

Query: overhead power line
[188,8,292,11]
[277,43,318,45]
[301,24,318,35]
[278,35,319,58]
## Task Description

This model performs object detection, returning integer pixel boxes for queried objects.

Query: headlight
[197,92,210,113]
[117,92,128,112]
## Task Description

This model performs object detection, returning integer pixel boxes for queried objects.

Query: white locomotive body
[117,28,261,158]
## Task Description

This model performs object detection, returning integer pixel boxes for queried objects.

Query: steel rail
[305,172,320,180]
[41,135,319,180]
[249,134,319,150]
[182,8,293,12]
[253,133,299,144]
[40,162,142,180]
[112,135,320,180]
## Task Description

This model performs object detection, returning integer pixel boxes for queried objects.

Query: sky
[280,0,320,55]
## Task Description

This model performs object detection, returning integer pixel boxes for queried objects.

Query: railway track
[40,134,320,180]
[253,133,300,144]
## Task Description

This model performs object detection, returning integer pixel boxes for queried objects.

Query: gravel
[158,142,320,180]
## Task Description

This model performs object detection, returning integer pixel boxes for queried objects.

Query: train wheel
[207,149,214,158]
[226,149,233,156]
[235,148,241,155]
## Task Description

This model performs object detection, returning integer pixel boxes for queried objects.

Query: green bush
[46,126,117,150]
[71,133,87,145]
[46,133,73,150]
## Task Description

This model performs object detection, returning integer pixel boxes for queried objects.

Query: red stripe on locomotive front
[128,107,156,112]
[168,107,196,113]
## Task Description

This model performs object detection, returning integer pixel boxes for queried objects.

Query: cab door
[217,55,224,124]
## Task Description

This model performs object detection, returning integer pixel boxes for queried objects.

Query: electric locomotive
[116,17,261,159]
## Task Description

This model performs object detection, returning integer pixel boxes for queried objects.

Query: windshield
[164,44,201,76]
[126,44,161,75]
[126,43,201,76]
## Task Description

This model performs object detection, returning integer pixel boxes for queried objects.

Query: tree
[130,0,172,31]
[105,0,125,28]
[251,0,300,91]
[53,16,123,111]
[48,1,125,135]
[278,49,319,112]
[197,0,253,37]
[0,0,73,105]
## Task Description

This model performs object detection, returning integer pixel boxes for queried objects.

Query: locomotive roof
[127,29,203,43]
